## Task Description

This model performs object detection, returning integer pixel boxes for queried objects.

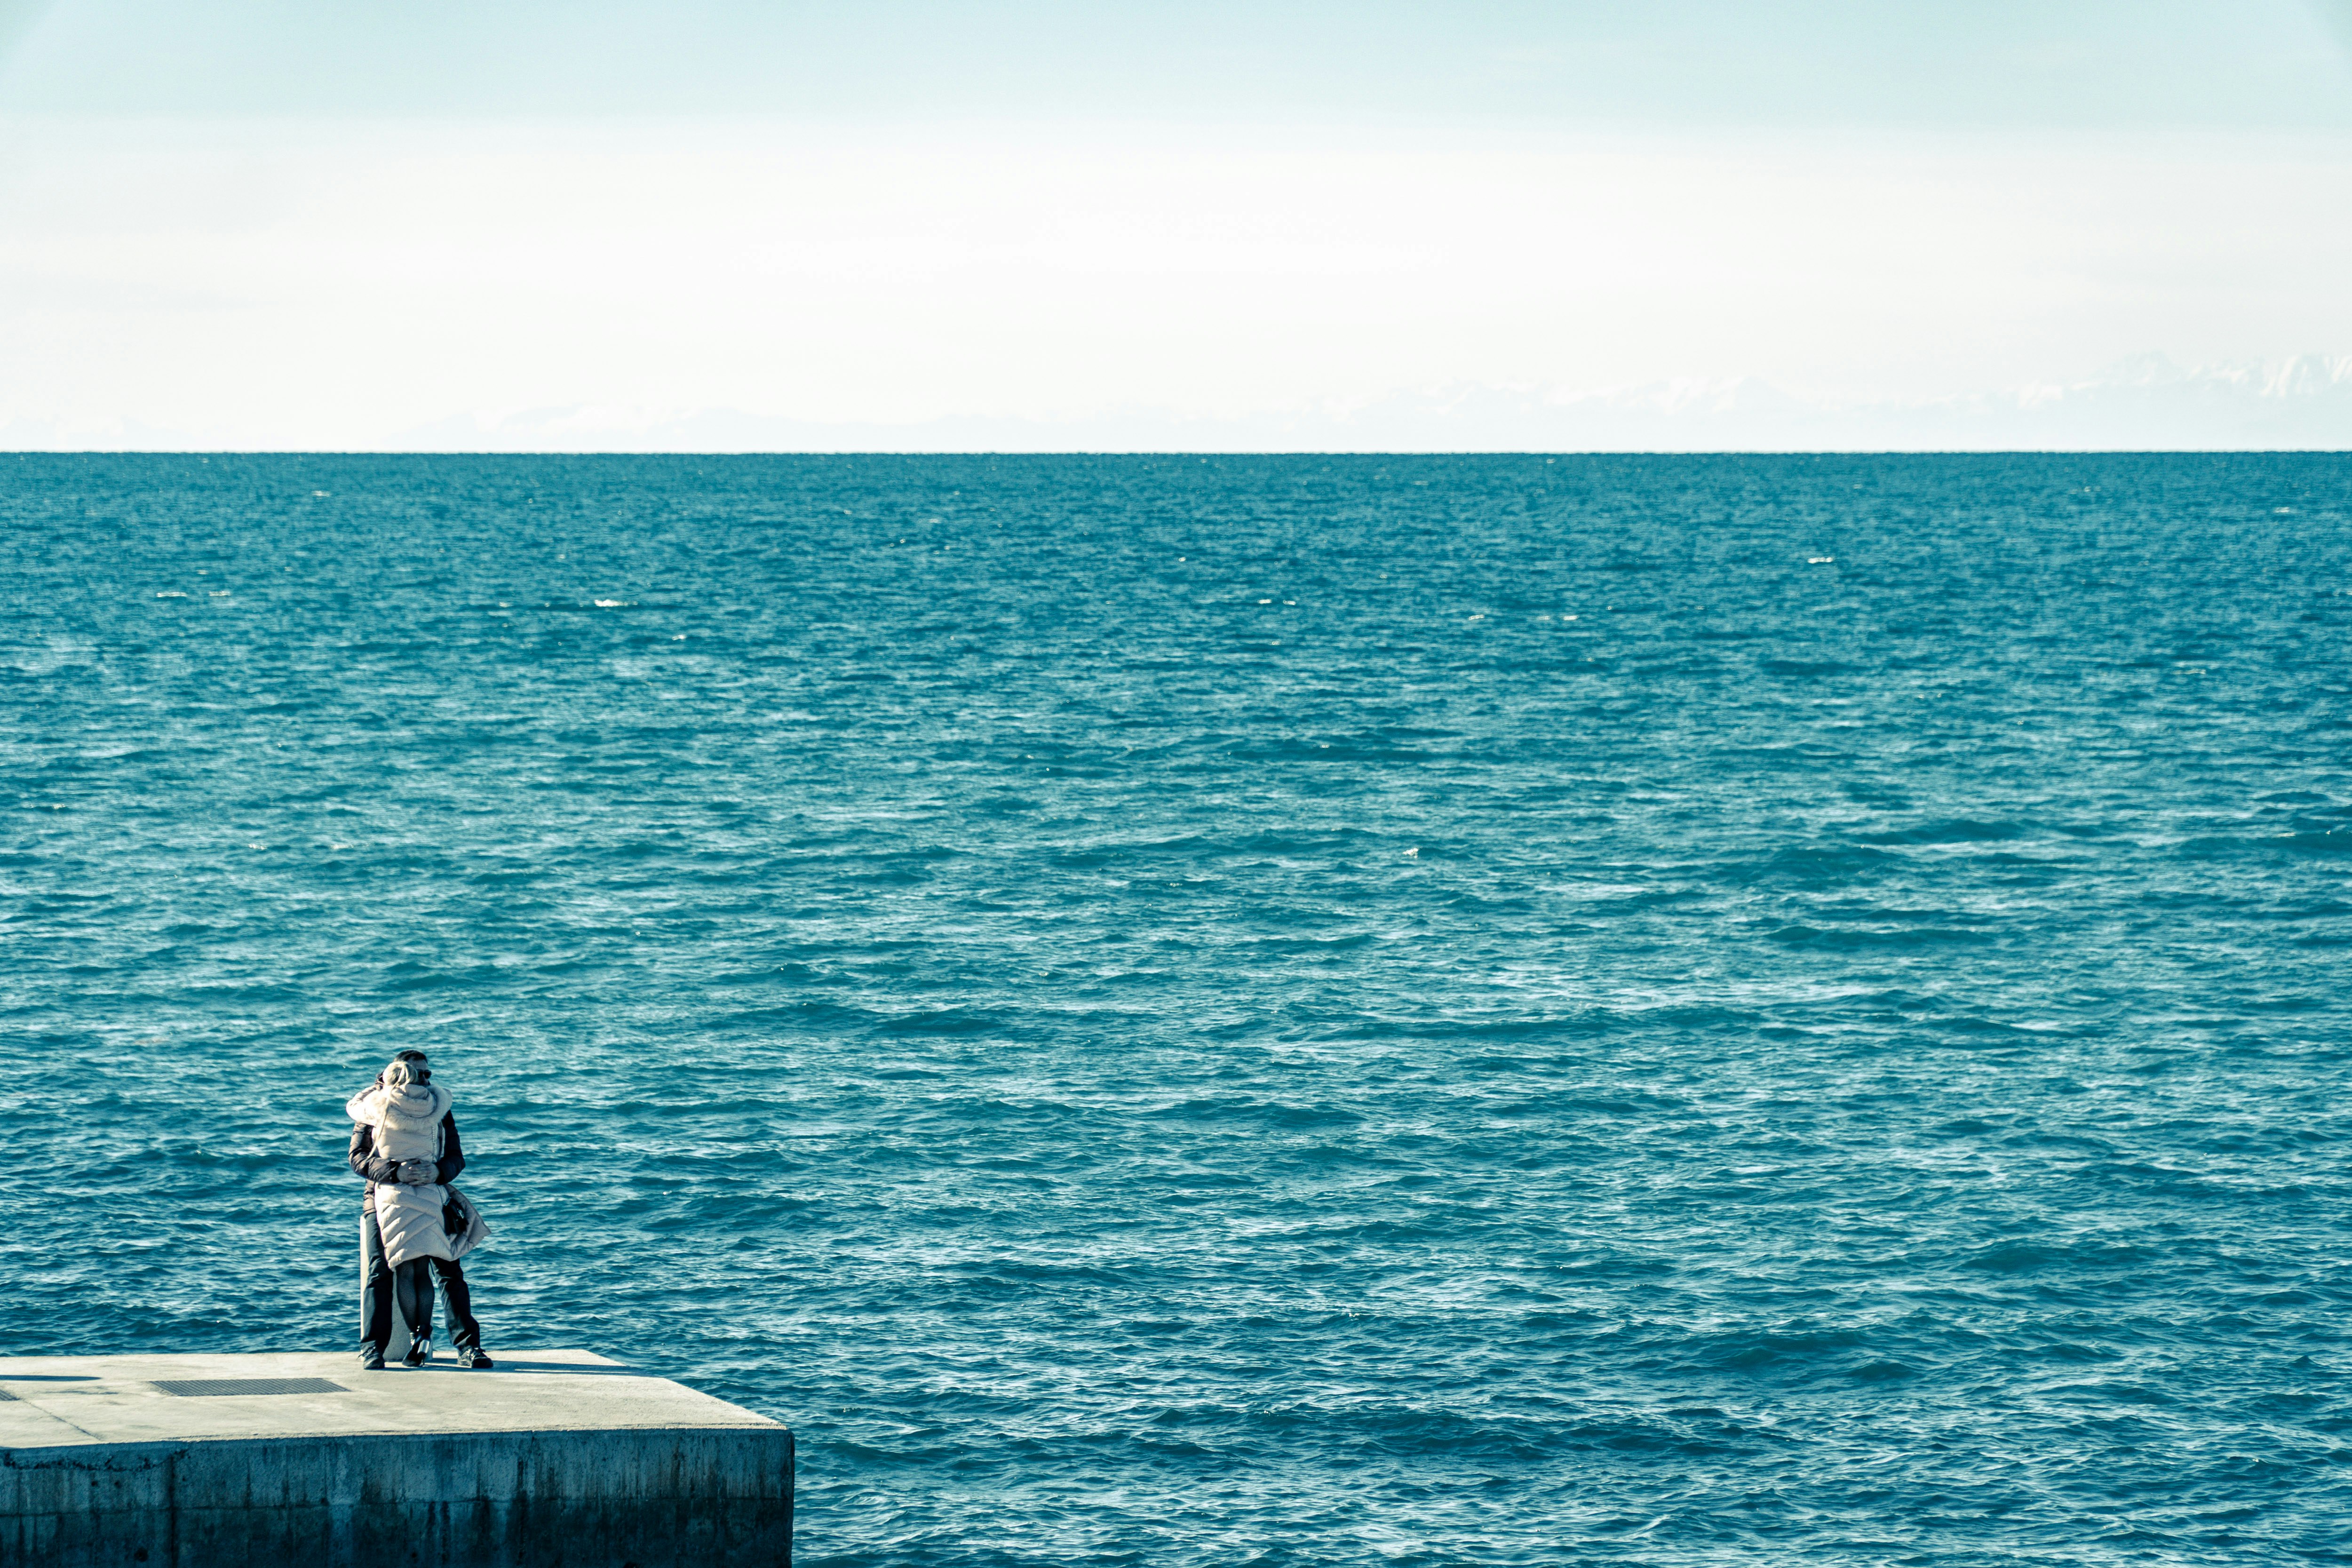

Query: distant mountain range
[389,353,2352,453]
[8,354,2350,453]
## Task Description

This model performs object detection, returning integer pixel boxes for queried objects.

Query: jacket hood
[348,1080,452,1130]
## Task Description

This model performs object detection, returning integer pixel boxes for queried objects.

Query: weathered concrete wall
[2,1425,795,1568]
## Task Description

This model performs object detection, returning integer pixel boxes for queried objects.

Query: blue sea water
[4,452,2351,1564]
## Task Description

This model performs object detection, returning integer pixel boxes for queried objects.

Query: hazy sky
[2,1,2349,447]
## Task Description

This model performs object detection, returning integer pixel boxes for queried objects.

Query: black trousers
[360,1205,483,1352]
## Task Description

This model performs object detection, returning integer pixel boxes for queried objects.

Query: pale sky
[2,1,2350,449]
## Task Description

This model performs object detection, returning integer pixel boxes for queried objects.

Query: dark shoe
[358,1345,386,1371]
[457,1345,494,1369]
[403,1336,432,1368]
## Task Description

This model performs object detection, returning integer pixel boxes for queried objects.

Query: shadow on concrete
[399,1359,646,1378]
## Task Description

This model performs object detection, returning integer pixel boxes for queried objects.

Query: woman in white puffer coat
[348,1052,492,1370]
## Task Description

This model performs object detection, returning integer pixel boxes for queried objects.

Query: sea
[4,452,2349,1565]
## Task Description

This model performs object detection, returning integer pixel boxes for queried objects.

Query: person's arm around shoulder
[434,1112,466,1185]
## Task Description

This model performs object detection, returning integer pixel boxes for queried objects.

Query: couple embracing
[348,1050,494,1370]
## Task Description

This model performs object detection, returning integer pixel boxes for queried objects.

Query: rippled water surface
[6,453,2352,1564]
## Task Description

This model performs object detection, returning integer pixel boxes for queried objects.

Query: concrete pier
[0,1350,793,1568]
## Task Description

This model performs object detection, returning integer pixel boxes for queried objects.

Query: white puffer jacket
[348,1080,462,1267]
[375,1181,460,1267]
[348,1080,452,1163]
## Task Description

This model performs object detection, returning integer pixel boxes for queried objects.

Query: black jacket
[348,1113,466,1187]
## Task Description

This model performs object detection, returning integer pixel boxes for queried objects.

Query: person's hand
[398,1160,437,1186]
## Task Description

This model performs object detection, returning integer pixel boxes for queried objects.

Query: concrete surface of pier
[0,1349,793,1568]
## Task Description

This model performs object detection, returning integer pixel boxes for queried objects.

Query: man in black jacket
[350,1049,493,1370]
